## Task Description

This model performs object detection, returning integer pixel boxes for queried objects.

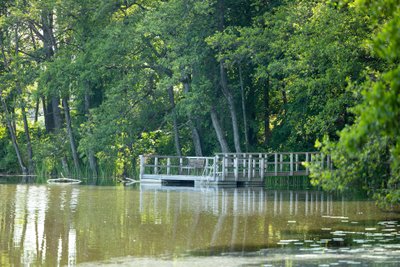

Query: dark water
[1,179,400,266]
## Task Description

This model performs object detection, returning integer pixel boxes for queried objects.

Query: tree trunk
[16,25,34,174]
[2,26,31,174]
[34,98,39,123]
[88,149,98,178]
[247,84,257,147]
[264,77,271,145]
[220,62,241,153]
[239,64,249,152]
[183,80,203,156]
[50,96,69,175]
[0,96,27,174]
[62,98,80,175]
[190,121,203,156]
[42,8,63,134]
[32,9,58,133]
[42,96,54,132]
[84,86,98,178]
[11,106,17,136]
[41,9,56,58]
[167,86,182,156]
[61,157,69,177]
[42,9,69,175]
[51,96,62,130]
[217,0,241,152]
[21,105,34,174]
[210,106,230,153]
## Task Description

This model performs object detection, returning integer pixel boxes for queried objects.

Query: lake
[1,180,400,266]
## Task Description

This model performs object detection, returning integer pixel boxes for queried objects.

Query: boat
[47,178,82,184]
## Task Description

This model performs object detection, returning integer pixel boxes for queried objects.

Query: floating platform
[47,178,82,184]
[139,152,331,187]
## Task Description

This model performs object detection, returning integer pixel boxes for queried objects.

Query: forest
[0,0,399,204]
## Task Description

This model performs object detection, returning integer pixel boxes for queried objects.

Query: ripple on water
[382,228,397,232]
[353,239,369,244]
[378,221,398,226]
[318,239,332,244]
[331,231,347,236]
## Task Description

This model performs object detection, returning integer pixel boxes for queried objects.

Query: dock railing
[139,155,217,181]
[215,152,330,180]
[139,152,331,182]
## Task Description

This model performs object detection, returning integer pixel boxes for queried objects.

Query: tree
[312,0,400,206]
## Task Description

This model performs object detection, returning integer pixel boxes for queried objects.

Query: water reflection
[0,185,81,266]
[138,186,346,218]
[0,184,400,266]
[13,185,48,265]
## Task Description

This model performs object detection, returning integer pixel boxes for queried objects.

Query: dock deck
[139,152,331,187]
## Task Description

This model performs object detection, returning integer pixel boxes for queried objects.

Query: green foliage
[312,0,400,206]
[31,133,68,176]
[0,138,19,173]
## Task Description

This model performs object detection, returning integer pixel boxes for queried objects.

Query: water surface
[1,182,400,266]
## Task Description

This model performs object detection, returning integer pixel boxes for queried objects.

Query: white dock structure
[139,152,331,187]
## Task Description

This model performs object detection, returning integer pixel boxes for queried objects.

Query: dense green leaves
[311,0,400,206]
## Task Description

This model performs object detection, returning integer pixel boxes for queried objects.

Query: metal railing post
[167,157,171,175]
[290,153,293,176]
[179,157,183,175]
[139,155,145,180]
[154,157,158,175]
[234,155,239,181]
[205,158,209,177]
[306,153,309,175]
[260,156,265,179]
[248,154,252,180]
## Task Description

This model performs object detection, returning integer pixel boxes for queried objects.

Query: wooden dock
[139,152,331,187]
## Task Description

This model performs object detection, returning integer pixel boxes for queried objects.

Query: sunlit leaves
[313,0,400,206]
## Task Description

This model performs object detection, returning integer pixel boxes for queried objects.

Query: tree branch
[17,49,46,62]
[0,34,10,69]
[27,21,45,41]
